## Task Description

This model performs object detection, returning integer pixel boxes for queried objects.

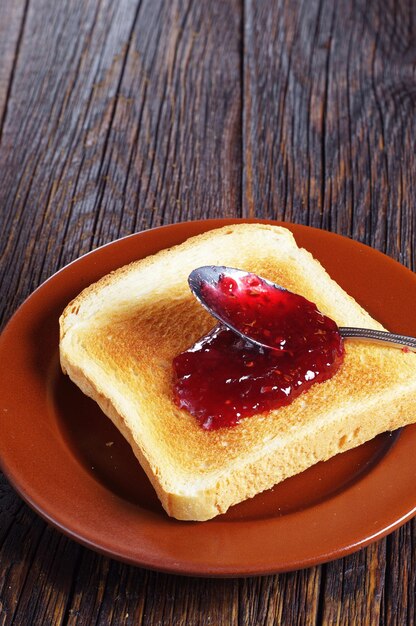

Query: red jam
[173,272,344,430]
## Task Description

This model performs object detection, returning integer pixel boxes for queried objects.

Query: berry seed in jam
[173,271,345,430]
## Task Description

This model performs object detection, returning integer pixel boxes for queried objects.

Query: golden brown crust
[59,224,416,520]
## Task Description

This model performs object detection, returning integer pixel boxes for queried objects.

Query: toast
[59,224,416,521]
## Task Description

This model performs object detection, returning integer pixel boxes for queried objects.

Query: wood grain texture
[242,1,416,624]
[0,0,241,328]
[0,0,27,137]
[1,0,416,624]
[243,0,416,269]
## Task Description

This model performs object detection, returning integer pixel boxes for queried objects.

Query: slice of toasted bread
[59,224,416,520]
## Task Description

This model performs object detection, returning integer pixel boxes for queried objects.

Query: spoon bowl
[188,265,285,350]
[188,266,416,353]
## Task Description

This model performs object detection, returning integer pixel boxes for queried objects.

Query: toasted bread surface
[59,224,416,520]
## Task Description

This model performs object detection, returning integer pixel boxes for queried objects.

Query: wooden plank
[83,0,242,247]
[0,475,80,625]
[0,0,143,328]
[0,0,243,624]
[243,0,416,624]
[243,0,416,269]
[319,542,387,625]
[0,0,141,622]
[0,0,242,332]
[383,523,416,626]
[0,0,27,136]
[243,1,416,624]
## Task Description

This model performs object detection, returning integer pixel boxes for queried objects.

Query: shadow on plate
[52,364,399,523]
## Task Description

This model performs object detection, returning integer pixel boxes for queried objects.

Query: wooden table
[1,1,415,623]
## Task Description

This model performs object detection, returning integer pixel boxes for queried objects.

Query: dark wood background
[1,0,415,623]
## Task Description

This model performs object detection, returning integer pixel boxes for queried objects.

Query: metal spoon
[188,266,416,353]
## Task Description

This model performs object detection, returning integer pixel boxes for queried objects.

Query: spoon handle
[339,327,416,353]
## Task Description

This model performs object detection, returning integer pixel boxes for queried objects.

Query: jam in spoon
[188,266,416,353]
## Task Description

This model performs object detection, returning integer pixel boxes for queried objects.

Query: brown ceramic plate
[1,219,416,577]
